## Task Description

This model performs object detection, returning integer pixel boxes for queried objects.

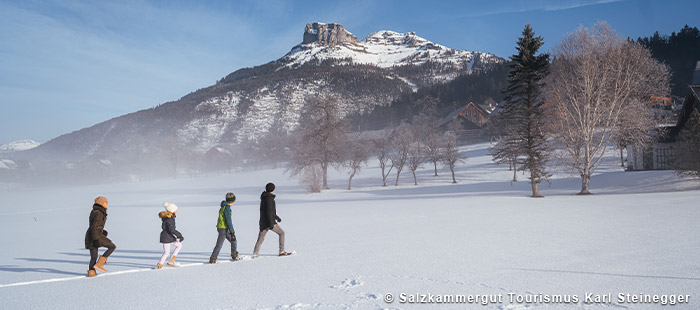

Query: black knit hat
[225,192,236,203]
[265,182,275,193]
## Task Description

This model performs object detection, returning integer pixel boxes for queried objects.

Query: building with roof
[627,61,700,170]
[437,101,493,141]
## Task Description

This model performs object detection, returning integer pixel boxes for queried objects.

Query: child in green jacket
[209,192,239,263]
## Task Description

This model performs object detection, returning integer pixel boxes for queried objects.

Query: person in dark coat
[84,196,117,277]
[253,183,290,258]
[157,202,184,269]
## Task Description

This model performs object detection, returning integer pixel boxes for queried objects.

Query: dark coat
[259,191,278,231]
[85,204,112,249]
[159,211,183,243]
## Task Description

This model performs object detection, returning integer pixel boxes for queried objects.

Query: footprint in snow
[330,278,363,290]
[357,293,378,300]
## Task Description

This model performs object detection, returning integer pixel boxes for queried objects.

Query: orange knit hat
[94,196,108,207]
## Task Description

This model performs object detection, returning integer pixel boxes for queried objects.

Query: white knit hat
[163,202,178,213]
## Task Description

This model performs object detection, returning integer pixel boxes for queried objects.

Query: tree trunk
[512,159,518,182]
[450,166,457,183]
[433,161,438,176]
[395,171,401,186]
[530,173,542,198]
[412,171,418,185]
[348,170,356,190]
[619,148,624,167]
[579,149,592,195]
[322,162,329,189]
[578,173,592,195]
[380,165,387,187]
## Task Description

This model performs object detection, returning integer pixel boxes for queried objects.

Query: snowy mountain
[0,140,40,153]
[282,23,501,80]
[9,22,504,183]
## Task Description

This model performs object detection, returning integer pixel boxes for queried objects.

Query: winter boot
[232,252,240,261]
[156,263,163,269]
[209,257,216,264]
[279,252,292,256]
[87,270,97,277]
[94,256,108,272]
[167,255,180,267]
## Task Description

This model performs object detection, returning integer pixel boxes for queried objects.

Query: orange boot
[167,255,180,267]
[94,256,108,272]
[87,270,97,277]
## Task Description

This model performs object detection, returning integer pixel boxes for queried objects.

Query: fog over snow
[0,143,699,309]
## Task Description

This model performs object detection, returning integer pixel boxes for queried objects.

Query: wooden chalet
[438,102,491,129]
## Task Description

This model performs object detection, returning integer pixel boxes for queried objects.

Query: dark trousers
[211,228,237,258]
[89,242,116,270]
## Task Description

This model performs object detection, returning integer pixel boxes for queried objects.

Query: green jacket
[216,201,235,233]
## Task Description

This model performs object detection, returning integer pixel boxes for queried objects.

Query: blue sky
[1,0,698,145]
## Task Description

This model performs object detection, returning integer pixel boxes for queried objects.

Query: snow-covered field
[0,142,699,310]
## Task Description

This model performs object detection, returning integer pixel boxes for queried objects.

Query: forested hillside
[637,25,700,99]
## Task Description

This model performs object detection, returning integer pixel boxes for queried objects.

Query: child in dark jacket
[157,202,184,269]
[85,196,117,277]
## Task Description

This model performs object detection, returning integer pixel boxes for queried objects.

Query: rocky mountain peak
[302,22,360,46]
[364,30,429,48]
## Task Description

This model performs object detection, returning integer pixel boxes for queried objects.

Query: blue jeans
[211,228,237,258]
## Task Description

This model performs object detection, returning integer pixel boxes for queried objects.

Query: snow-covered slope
[0,143,699,309]
[0,159,18,170]
[0,140,39,153]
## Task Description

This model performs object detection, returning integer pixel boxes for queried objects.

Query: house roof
[437,102,490,127]
[669,84,700,140]
[469,102,491,116]
[691,85,700,101]
[438,104,469,127]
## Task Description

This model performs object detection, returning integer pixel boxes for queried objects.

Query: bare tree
[442,120,466,183]
[407,142,424,185]
[288,96,348,190]
[489,108,521,182]
[300,164,323,193]
[613,108,659,168]
[343,135,370,190]
[374,133,394,187]
[546,22,670,194]
[390,123,413,186]
[412,96,442,176]
[489,127,522,182]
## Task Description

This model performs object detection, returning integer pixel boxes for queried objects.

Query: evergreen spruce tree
[495,24,550,197]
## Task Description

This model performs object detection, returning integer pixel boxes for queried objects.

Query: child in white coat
[157,202,184,269]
